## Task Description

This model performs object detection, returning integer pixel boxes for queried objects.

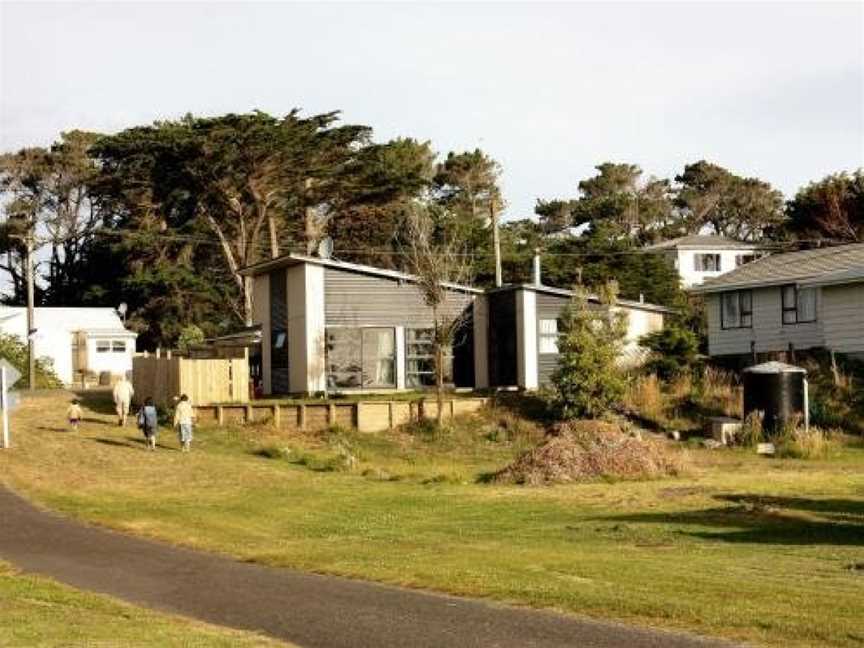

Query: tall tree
[674,160,784,241]
[785,170,864,243]
[399,204,473,427]
[328,138,437,267]
[92,111,371,326]
[0,146,49,303]
[536,163,678,244]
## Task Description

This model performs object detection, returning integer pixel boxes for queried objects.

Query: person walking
[173,394,195,452]
[137,397,159,451]
[113,375,135,427]
[67,399,82,432]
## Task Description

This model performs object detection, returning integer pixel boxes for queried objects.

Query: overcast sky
[1,1,862,220]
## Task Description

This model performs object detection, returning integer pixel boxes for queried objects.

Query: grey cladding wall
[324,268,474,327]
[536,293,569,385]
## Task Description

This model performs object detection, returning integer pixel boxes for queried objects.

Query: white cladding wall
[820,283,864,355]
[619,308,665,367]
[85,336,135,380]
[706,287,824,356]
[286,264,326,394]
[674,249,754,288]
[0,308,135,384]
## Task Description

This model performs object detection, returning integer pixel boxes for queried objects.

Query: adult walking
[173,394,195,452]
[113,375,135,426]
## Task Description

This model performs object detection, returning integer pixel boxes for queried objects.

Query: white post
[1,366,9,449]
[803,377,810,432]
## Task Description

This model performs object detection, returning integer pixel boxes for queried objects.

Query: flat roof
[240,254,674,312]
[488,283,676,314]
[238,253,484,294]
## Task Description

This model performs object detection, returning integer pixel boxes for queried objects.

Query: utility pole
[25,230,35,390]
[491,200,502,288]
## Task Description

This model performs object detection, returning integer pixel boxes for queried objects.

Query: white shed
[0,306,137,385]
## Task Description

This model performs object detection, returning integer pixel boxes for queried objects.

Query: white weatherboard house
[691,243,864,361]
[0,307,137,384]
[643,235,761,288]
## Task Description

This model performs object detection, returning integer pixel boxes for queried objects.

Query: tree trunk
[436,344,444,429]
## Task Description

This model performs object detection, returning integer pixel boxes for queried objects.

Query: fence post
[388,401,394,430]
[299,404,307,431]
[272,405,280,428]
[328,403,336,427]
[217,405,224,426]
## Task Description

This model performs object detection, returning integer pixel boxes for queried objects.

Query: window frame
[735,254,755,267]
[538,318,560,354]
[781,284,817,325]
[95,339,111,353]
[111,340,127,353]
[405,327,454,389]
[325,326,397,390]
[720,290,753,330]
[694,253,721,273]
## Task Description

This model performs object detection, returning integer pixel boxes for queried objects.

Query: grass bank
[1,391,863,647]
[0,561,287,647]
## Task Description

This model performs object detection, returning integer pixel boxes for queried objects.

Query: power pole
[491,201,502,288]
[25,230,35,391]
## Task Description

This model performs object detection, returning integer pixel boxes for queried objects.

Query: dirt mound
[492,420,686,486]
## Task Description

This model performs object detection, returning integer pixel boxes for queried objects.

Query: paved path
[0,487,737,648]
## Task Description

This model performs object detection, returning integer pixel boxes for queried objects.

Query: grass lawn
[0,560,288,647]
[1,390,863,647]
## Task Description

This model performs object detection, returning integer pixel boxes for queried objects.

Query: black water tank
[742,361,806,433]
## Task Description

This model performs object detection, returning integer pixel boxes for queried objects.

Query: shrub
[775,425,836,459]
[640,326,701,380]
[0,333,62,389]
[549,283,628,419]
[739,411,764,447]
[176,325,205,354]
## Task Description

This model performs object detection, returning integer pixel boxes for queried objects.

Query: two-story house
[690,243,864,362]
[643,235,761,287]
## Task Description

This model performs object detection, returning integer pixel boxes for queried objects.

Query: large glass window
[406,328,453,388]
[112,340,127,353]
[96,340,111,353]
[782,285,817,324]
[721,290,752,329]
[694,254,721,272]
[538,319,559,354]
[326,327,395,389]
[735,254,755,267]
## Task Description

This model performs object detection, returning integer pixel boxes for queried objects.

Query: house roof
[488,283,676,314]
[689,243,864,294]
[0,307,137,335]
[241,254,675,313]
[238,253,484,294]
[643,235,759,252]
[799,266,864,288]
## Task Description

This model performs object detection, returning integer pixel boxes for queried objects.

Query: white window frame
[694,253,721,272]
[538,318,559,354]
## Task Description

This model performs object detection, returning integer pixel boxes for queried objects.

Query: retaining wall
[193,398,488,433]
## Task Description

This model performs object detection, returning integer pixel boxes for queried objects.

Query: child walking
[67,399,82,431]
[173,394,195,452]
[137,397,159,450]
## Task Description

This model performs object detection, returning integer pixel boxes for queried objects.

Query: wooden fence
[193,397,488,433]
[133,355,249,406]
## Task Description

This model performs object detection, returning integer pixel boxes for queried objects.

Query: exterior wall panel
[707,286,825,356]
[821,284,864,354]
[323,267,476,388]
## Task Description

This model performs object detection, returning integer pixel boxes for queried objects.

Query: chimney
[639,293,645,303]
[533,250,542,286]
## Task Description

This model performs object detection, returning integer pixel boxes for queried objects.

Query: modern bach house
[240,254,672,396]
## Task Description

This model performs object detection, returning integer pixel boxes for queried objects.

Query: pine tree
[550,282,628,419]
